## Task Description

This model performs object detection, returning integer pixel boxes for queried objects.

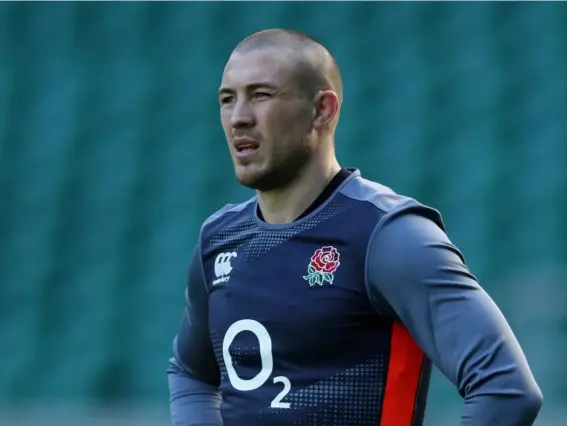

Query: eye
[219,95,234,105]
[252,92,271,100]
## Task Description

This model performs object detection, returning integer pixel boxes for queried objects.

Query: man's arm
[167,244,223,426]
[366,208,543,425]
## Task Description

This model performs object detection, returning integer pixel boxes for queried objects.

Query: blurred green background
[0,2,565,425]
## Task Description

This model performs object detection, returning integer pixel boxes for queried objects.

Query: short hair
[233,29,343,105]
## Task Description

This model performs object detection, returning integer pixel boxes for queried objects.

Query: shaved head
[233,29,343,105]
[219,29,342,191]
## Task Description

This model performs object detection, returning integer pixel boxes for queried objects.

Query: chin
[235,171,269,191]
[234,165,277,191]
[236,167,301,192]
[234,152,309,191]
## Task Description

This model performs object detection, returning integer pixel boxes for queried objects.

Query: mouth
[233,137,260,157]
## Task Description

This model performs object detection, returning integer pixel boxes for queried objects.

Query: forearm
[168,243,223,425]
[168,358,222,426]
[457,319,543,425]
[460,391,542,426]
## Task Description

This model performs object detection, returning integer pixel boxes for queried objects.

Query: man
[167,29,543,426]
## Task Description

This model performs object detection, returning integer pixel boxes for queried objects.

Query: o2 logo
[222,319,291,409]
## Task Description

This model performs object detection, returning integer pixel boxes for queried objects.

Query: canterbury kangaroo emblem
[213,252,237,285]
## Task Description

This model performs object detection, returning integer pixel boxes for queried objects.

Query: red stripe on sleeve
[380,322,425,426]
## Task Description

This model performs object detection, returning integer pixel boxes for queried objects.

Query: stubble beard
[235,139,313,192]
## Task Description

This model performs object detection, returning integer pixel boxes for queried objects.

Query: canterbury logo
[213,252,237,285]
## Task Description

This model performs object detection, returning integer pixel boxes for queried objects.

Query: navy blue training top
[168,169,542,426]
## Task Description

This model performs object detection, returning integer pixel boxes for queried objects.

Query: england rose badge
[303,246,340,286]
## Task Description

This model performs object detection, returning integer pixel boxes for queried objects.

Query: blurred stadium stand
[0,2,565,425]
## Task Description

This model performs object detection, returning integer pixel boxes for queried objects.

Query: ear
[312,90,339,129]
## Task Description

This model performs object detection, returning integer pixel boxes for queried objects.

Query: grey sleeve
[167,243,223,426]
[366,209,543,425]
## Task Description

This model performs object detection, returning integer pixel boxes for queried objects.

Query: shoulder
[198,196,257,243]
[340,173,445,231]
[203,197,256,226]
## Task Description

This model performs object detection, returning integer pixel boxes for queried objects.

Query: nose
[230,99,256,129]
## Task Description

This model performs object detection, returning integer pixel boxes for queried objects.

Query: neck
[257,155,341,224]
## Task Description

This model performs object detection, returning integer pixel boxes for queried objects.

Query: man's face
[219,47,316,191]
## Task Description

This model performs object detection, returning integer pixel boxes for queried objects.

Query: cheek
[220,111,232,137]
[263,105,293,132]
[259,105,308,151]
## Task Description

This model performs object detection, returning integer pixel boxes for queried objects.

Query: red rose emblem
[304,246,341,286]
[310,246,340,273]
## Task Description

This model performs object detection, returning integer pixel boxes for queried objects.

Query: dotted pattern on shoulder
[206,200,352,266]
